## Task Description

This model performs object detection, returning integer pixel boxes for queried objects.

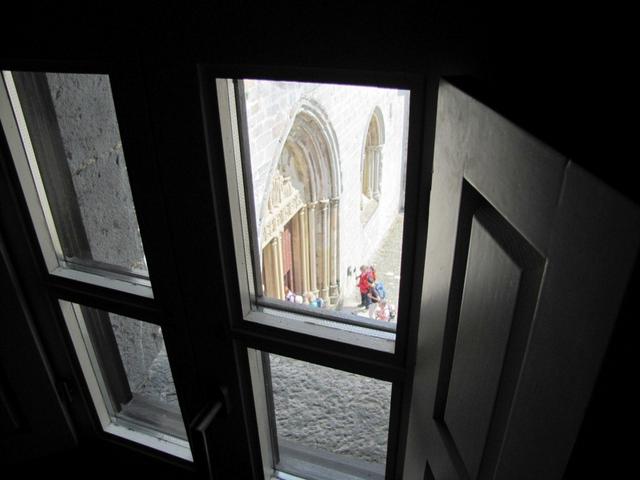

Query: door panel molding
[403,80,640,479]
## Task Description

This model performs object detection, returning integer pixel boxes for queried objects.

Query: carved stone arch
[260,100,341,304]
[367,106,385,145]
[294,100,341,198]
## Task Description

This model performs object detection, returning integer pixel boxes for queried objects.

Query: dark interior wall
[1,3,635,478]
[13,438,197,480]
[4,3,633,198]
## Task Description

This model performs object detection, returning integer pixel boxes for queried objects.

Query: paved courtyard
[272,212,405,465]
[271,353,391,466]
[135,212,405,465]
[339,212,404,320]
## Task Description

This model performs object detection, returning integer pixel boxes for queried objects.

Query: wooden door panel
[443,215,520,480]
[491,164,640,480]
[434,78,567,255]
[403,80,640,480]
[430,184,546,480]
[441,206,543,480]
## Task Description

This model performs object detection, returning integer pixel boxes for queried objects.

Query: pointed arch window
[361,108,384,224]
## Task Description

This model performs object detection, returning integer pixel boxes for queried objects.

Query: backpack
[374,281,386,299]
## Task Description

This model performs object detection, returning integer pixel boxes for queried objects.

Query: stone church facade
[243,80,409,305]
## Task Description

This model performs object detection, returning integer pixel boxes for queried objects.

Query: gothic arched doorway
[259,109,340,304]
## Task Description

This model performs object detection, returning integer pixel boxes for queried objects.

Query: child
[375,299,391,321]
[284,286,296,302]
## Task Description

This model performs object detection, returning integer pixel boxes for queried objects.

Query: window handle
[191,401,224,479]
[190,387,231,479]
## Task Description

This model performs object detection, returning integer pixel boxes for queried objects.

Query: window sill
[244,307,395,354]
[52,265,154,299]
[104,422,192,462]
[275,438,384,480]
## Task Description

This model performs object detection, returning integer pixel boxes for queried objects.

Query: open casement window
[0,70,193,461]
[1,71,152,295]
[2,60,638,480]
[205,70,640,480]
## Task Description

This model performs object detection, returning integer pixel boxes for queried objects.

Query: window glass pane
[239,79,409,325]
[268,353,391,479]
[6,71,148,278]
[61,301,186,442]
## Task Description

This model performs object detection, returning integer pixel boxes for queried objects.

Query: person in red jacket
[358,265,373,308]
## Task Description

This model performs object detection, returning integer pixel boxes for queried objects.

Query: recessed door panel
[403,80,640,480]
[443,215,520,479]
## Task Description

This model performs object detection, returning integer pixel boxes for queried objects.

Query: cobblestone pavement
[139,213,405,465]
[137,346,179,406]
[270,354,391,465]
[270,213,405,465]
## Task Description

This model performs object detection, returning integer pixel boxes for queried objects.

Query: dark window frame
[199,64,433,479]
[0,61,202,469]
[1,57,436,479]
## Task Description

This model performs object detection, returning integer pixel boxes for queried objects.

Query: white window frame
[1,61,429,479]
[207,69,428,480]
[59,300,192,461]
[0,71,153,298]
[0,68,193,463]
[215,78,400,354]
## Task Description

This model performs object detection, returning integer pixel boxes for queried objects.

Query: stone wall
[46,73,146,272]
[45,73,163,398]
[243,80,408,297]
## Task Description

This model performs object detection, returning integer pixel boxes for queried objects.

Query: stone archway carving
[260,106,341,304]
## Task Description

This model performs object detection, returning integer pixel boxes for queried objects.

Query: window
[205,69,425,480]
[60,301,189,456]
[2,71,151,293]
[215,77,412,354]
[361,107,384,224]
[0,70,191,460]
[261,351,391,479]
[2,62,427,479]
[1,56,630,480]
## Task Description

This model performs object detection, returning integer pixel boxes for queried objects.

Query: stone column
[307,201,318,295]
[329,197,339,302]
[373,146,382,200]
[291,210,302,294]
[272,233,284,300]
[319,199,330,301]
[365,147,374,198]
[298,206,310,294]
[262,245,273,298]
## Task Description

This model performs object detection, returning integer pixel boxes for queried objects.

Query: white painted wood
[0,72,61,272]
